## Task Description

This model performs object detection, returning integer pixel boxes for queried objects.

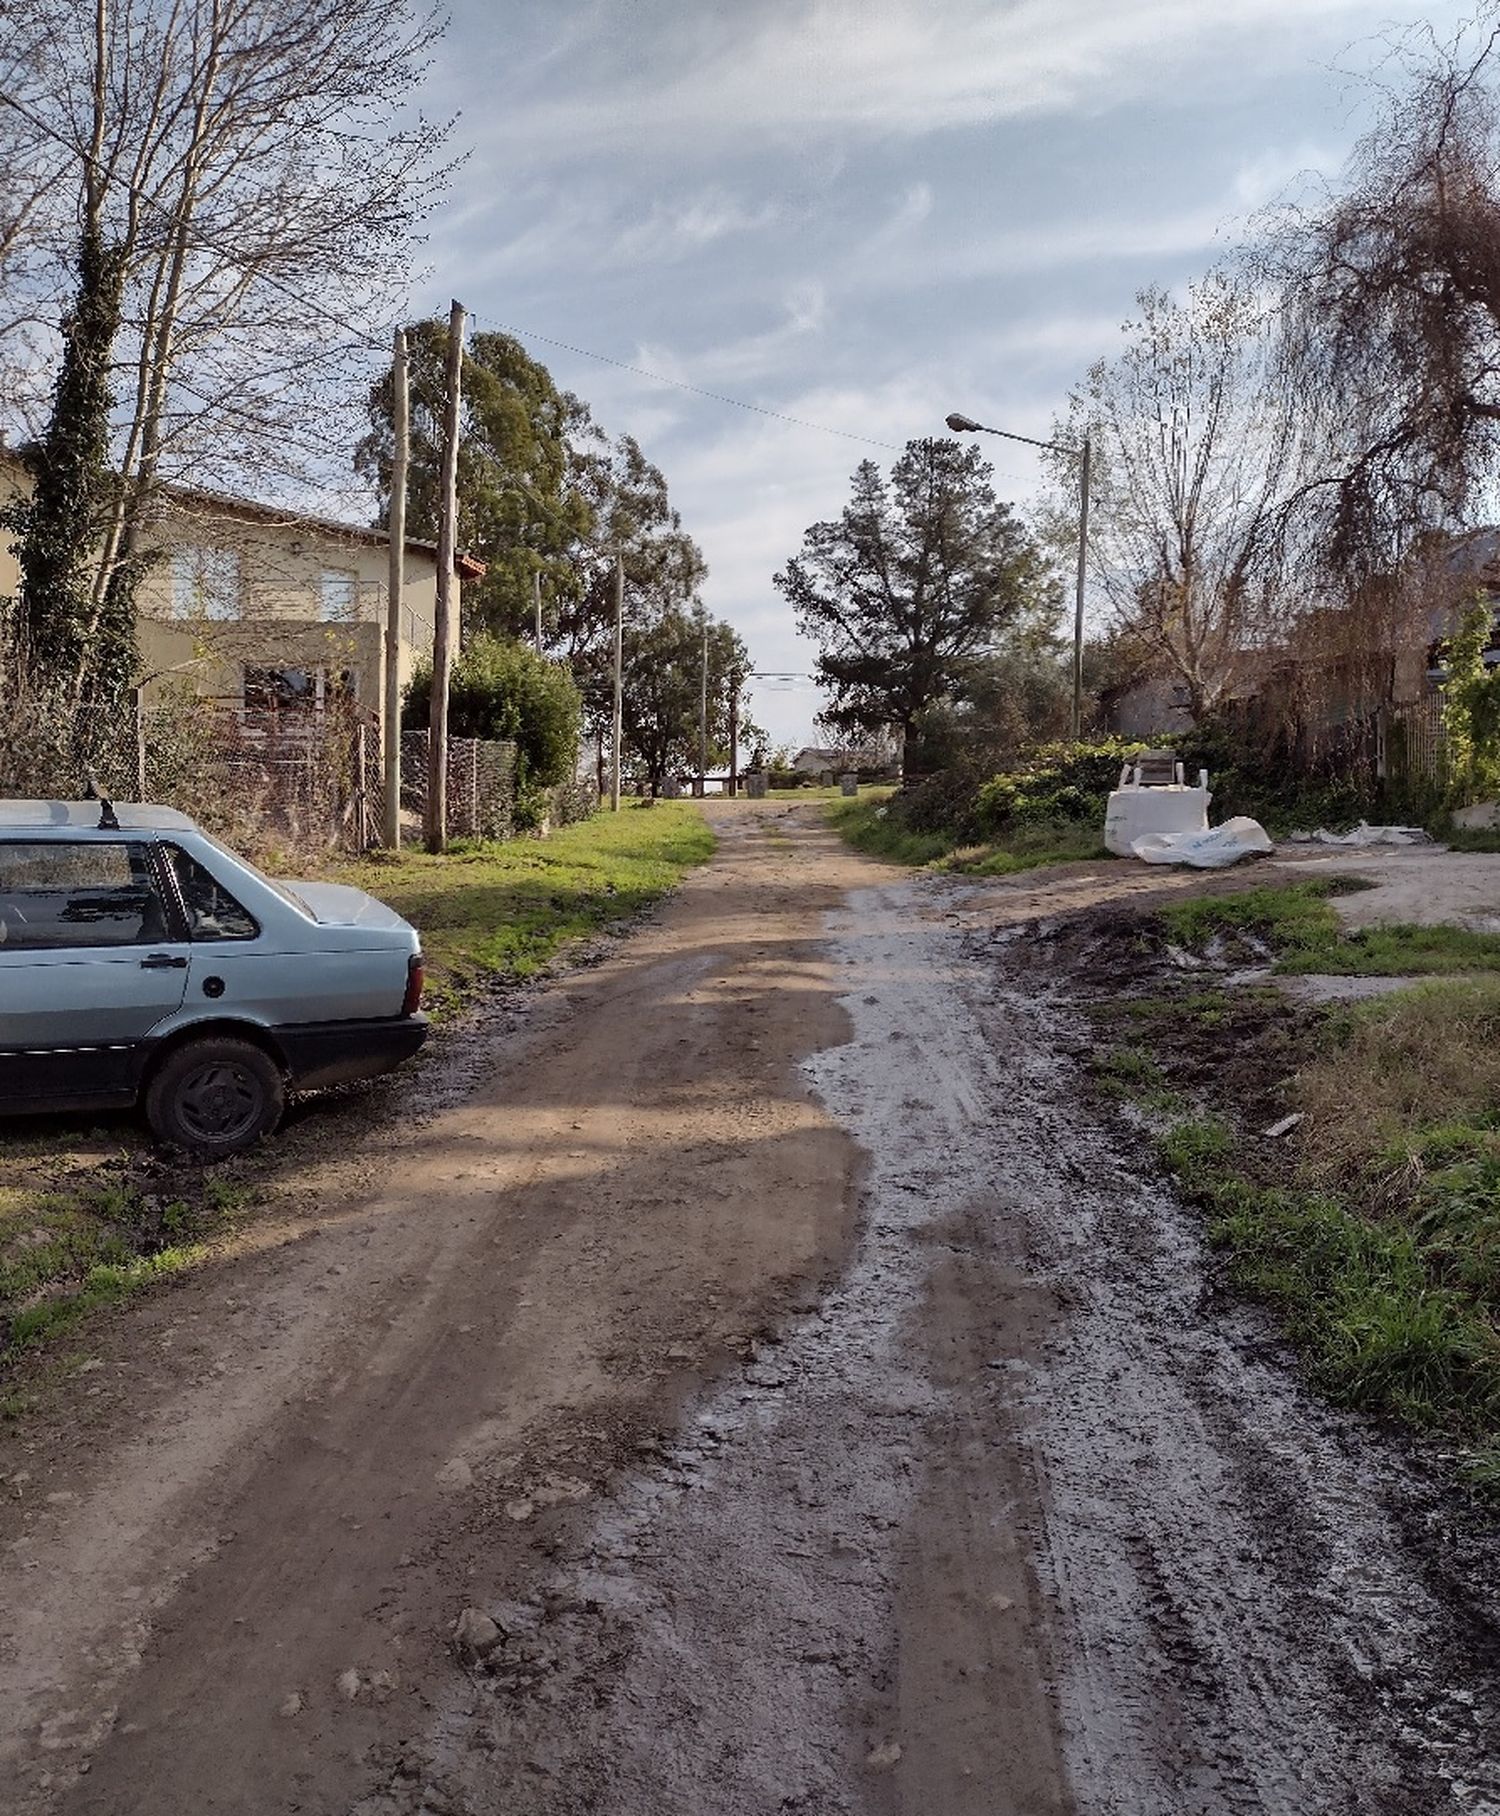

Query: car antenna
[82,770,119,831]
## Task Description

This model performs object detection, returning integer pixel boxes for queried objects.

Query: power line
[468,311,907,453]
[2,91,1043,486]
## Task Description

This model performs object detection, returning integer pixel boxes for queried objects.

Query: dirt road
[4,803,1500,1815]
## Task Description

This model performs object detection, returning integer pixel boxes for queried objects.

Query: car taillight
[402,953,425,1016]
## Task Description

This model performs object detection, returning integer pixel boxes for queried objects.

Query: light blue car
[0,800,428,1155]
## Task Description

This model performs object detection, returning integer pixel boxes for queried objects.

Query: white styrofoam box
[1103,785,1211,857]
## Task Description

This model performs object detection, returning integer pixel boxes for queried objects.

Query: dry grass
[1136,973,1500,1470]
[1296,979,1500,1188]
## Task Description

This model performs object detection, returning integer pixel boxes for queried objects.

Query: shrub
[972,737,1146,835]
[405,635,582,826]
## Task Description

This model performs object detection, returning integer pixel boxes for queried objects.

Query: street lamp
[944,411,1092,740]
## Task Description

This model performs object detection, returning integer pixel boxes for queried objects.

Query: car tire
[145,1037,286,1158]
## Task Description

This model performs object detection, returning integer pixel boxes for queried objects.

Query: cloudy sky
[414,0,1469,749]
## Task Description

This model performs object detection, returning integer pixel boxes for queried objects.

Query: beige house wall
[0,456,24,600]
[0,454,453,738]
[133,499,446,734]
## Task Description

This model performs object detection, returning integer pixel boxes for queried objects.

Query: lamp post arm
[978,425,1077,457]
[946,409,1091,738]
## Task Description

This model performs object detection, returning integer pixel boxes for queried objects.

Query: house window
[171,545,240,620]
[319,568,358,623]
[242,666,356,714]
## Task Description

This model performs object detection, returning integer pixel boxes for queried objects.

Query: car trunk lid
[278,880,411,933]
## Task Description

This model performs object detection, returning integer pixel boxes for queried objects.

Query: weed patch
[1091,944,1500,1472]
[825,795,947,866]
[0,1165,253,1373]
[1158,880,1500,977]
[1442,826,1500,853]
[827,796,1106,875]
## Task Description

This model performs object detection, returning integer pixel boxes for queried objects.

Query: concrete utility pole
[698,612,709,797]
[382,324,409,848]
[1070,433,1092,741]
[728,673,740,797]
[611,551,624,812]
[426,299,465,854]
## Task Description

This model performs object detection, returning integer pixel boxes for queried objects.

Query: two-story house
[0,448,484,745]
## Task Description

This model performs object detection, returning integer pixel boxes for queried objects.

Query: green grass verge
[1123,975,1500,1479]
[1,1173,251,1384]
[1442,826,1500,853]
[1158,879,1500,976]
[341,801,715,1016]
[1161,1114,1500,1443]
[824,794,949,865]
[826,796,1106,875]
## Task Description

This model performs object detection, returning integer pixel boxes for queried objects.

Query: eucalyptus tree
[357,324,591,640]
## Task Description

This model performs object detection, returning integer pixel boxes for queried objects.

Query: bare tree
[1049,277,1305,719]
[1270,9,1500,600]
[0,0,453,707]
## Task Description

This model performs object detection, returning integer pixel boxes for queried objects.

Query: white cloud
[456,0,1432,162]
[613,193,783,264]
[634,282,831,389]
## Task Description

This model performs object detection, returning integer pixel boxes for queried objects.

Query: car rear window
[0,840,169,949]
[161,845,259,940]
[194,833,306,915]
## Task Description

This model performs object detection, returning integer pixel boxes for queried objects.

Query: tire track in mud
[979,919,1500,1816]
[357,881,1071,1814]
[363,869,1500,1816]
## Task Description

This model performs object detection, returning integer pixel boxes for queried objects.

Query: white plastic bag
[1131,816,1274,869]
[1286,822,1430,847]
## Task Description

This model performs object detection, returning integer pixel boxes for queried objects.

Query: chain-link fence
[400,730,517,842]
[0,688,383,860]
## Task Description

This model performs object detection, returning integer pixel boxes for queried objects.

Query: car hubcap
[178,1062,262,1143]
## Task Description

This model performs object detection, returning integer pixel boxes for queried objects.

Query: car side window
[0,840,169,950]
[161,845,259,941]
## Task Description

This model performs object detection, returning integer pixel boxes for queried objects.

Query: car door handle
[140,953,189,970]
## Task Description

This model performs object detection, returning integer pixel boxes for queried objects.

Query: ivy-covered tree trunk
[4,222,136,725]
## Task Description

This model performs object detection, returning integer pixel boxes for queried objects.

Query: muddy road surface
[4,804,1500,1815]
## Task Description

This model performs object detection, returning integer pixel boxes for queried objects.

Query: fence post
[354,720,369,849]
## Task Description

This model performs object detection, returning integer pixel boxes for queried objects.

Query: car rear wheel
[145,1037,286,1157]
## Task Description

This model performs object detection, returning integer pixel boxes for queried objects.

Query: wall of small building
[135,505,442,736]
[0,456,25,599]
[1102,677,1193,738]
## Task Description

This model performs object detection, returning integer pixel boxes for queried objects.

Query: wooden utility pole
[425,299,465,853]
[534,566,544,654]
[1070,431,1093,742]
[610,551,624,812]
[382,325,409,848]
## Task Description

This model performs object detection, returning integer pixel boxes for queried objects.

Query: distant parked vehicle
[0,800,427,1156]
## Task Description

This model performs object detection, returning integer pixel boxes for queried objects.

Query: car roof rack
[82,772,120,831]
